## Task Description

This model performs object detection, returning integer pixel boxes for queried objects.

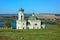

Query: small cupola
[28,12,36,20]
[32,12,35,16]
[19,8,24,12]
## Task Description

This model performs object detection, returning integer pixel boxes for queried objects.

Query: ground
[0,28,60,40]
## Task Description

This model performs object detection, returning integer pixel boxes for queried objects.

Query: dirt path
[0,36,13,40]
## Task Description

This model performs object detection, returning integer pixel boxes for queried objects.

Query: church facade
[16,8,45,29]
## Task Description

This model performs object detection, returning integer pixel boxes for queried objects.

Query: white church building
[16,8,45,29]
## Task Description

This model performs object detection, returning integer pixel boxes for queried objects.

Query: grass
[0,28,60,40]
[46,24,58,28]
[46,24,57,26]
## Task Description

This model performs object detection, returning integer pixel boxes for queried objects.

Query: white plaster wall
[28,20,41,29]
[16,20,26,29]
[41,24,45,28]
[28,25,33,29]
[21,20,26,29]
[16,21,18,29]
[18,12,24,20]
[16,20,22,29]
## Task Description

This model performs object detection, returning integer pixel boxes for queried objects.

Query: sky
[0,0,60,14]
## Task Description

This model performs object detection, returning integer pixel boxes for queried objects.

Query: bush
[4,20,11,28]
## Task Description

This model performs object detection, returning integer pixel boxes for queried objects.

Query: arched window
[27,22,30,25]
[35,24,37,25]
[21,16,23,20]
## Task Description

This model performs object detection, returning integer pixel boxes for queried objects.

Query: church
[16,8,45,29]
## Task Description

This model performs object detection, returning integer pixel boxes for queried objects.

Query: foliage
[45,21,57,25]
[4,20,11,28]
[57,20,60,28]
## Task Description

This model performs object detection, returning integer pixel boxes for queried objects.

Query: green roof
[19,8,24,12]
[29,14,36,20]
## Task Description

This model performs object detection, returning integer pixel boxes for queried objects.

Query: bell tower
[18,8,24,20]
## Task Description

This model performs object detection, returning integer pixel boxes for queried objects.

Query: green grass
[0,28,60,40]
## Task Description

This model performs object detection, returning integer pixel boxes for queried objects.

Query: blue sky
[0,0,60,14]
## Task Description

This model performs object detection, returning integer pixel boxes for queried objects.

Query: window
[23,23,24,25]
[35,24,37,25]
[21,16,23,20]
[27,22,30,25]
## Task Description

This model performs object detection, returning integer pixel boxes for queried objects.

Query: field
[0,28,60,40]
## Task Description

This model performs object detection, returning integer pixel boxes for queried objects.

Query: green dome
[19,8,24,12]
[29,13,36,20]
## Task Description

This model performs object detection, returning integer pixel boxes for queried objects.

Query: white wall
[28,20,41,29]
[16,20,26,29]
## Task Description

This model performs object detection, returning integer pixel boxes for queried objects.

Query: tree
[57,20,60,28]
[4,20,11,28]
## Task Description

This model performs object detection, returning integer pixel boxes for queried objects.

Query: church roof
[28,13,36,20]
[19,8,24,12]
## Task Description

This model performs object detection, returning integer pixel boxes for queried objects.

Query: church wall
[16,20,22,29]
[16,20,26,29]
[21,21,26,29]
[28,20,41,29]
[18,12,24,20]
